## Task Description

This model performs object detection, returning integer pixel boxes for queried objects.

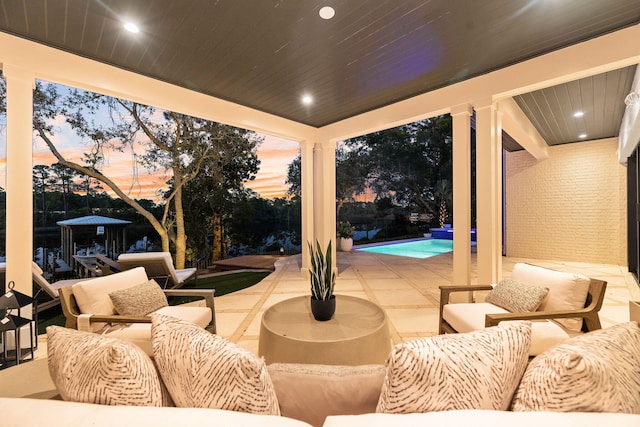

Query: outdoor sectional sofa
[1,318,640,426]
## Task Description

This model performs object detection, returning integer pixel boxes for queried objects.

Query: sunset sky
[3,125,300,202]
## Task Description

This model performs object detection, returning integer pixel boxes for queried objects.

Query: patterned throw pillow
[511,321,640,413]
[376,321,531,413]
[46,326,172,406]
[109,279,168,316]
[485,279,549,313]
[150,313,280,415]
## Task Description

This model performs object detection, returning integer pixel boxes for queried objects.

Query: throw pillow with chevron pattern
[151,313,280,415]
[511,321,640,413]
[46,326,172,406]
[377,321,531,413]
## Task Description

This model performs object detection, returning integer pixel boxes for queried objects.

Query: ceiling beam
[0,32,318,143]
[499,98,549,160]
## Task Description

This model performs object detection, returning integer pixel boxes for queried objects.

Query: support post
[3,64,35,298]
[451,104,473,289]
[300,140,315,273]
[474,98,503,285]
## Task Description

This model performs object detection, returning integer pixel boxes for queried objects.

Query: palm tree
[434,179,452,228]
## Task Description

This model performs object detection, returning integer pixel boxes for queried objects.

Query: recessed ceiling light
[579,133,587,139]
[319,6,335,20]
[124,22,140,33]
[573,111,584,117]
[302,94,313,105]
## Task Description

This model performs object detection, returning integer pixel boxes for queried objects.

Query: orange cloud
[0,131,300,202]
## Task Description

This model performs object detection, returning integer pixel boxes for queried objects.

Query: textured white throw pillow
[46,326,171,406]
[485,279,549,313]
[376,321,531,413]
[109,279,168,316]
[512,321,640,413]
[151,313,280,415]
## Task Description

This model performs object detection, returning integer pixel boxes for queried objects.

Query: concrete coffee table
[258,294,391,365]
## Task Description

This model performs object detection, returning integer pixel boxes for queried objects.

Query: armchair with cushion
[59,267,216,355]
[439,262,607,355]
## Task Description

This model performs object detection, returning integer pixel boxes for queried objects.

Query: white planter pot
[339,237,353,252]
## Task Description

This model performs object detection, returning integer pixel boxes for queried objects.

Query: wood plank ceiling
[0,0,638,143]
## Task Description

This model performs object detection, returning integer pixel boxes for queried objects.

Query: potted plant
[308,239,336,321]
[337,221,355,252]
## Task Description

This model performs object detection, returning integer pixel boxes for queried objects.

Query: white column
[451,104,473,287]
[300,140,314,273]
[3,64,34,298]
[312,140,337,259]
[475,98,503,285]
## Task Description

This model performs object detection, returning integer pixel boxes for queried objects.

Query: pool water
[355,239,454,259]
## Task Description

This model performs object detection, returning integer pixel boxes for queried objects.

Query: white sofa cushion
[151,313,280,415]
[511,263,590,332]
[0,398,312,427]
[323,410,640,427]
[46,326,171,406]
[109,279,168,316]
[376,321,531,413]
[442,302,571,355]
[72,267,149,332]
[512,321,640,413]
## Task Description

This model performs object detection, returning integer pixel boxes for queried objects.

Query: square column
[3,64,34,297]
[312,140,337,260]
[300,140,314,272]
[475,98,503,285]
[451,104,473,287]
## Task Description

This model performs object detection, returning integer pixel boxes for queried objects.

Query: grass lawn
[37,271,271,334]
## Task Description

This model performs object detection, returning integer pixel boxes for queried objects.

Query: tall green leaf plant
[308,240,336,301]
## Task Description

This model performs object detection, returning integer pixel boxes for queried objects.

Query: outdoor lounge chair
[438,263,607,356]
[0,262,90,312]
[58,267,216,355]
[117,252,197,288]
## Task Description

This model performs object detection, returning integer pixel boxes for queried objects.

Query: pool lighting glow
[356,239,456,259]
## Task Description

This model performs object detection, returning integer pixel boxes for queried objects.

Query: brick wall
[504,138,627,266]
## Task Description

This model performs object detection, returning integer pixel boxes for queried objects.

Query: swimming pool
[355,239,454,259]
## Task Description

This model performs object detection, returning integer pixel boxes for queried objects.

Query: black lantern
[0,281,36,368]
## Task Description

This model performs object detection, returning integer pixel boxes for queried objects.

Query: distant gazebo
[57,215,131,268]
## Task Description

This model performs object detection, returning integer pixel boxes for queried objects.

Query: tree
[3,81,258,268]
[434,179,452,228]
[48,163,81,217]
[285,155,301,198]
[32,165,50,226]
[335,146,370,217]
[285,146,370,218]
[180,122,262,261]
[343,116,452,223]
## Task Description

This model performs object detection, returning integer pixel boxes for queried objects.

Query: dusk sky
[3,123,300,202]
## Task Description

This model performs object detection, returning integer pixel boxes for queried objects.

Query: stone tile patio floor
[32,250,640,359]
[218,251,640,356]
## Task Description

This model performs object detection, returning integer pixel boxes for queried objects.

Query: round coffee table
[258,294,391,365]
